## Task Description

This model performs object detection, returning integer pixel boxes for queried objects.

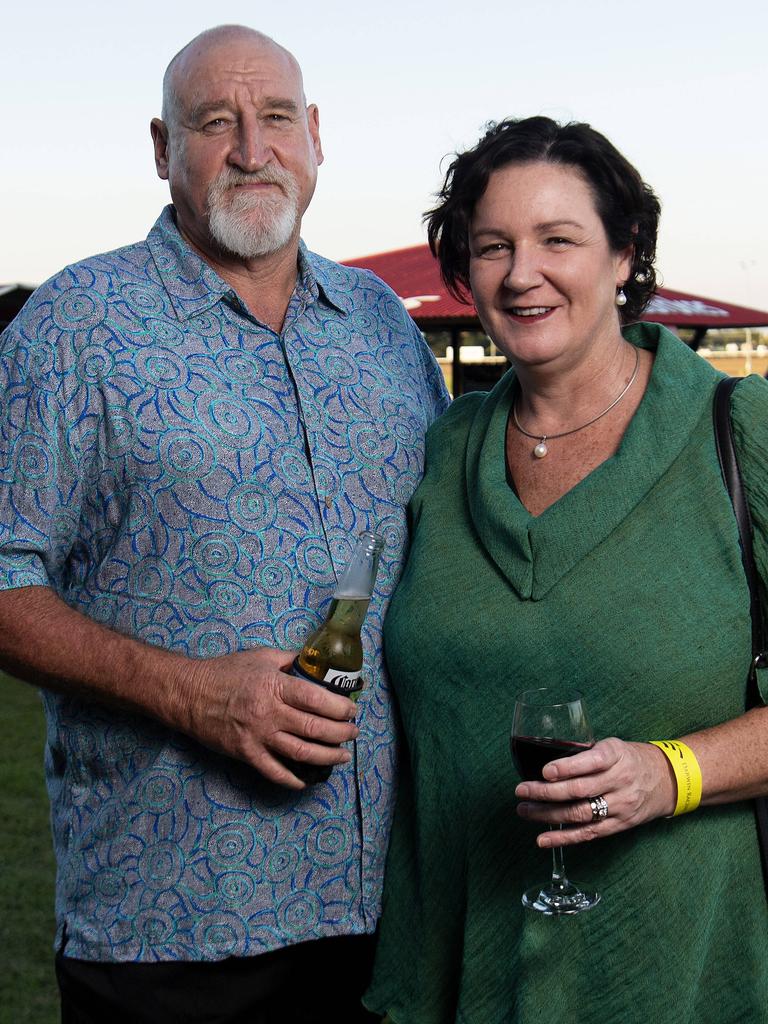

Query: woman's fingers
[515,739,678,843]
[543,736,623,780]
[536,813,627,847]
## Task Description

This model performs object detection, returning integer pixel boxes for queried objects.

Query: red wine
[511,735,593,781]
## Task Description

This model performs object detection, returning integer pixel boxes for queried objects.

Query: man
[0,25,448,1023]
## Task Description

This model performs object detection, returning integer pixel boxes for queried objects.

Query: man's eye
[546,237,572,247]
[201,118,229,132]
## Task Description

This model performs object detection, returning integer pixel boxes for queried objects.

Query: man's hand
[0,588,358,790]
[181,647,359,788]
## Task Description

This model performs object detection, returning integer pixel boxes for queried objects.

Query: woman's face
[468,161,632,371]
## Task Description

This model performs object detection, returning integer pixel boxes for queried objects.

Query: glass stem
[550,825,568,892]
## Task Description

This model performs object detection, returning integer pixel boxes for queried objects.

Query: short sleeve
[0,283,90,592]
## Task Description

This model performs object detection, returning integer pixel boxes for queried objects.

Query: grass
[0,671,58,1024]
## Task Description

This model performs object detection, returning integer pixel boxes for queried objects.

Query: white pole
[744,328,753,376]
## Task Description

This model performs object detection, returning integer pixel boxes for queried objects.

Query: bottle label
[290,659,364,696]
[322,668,362,692]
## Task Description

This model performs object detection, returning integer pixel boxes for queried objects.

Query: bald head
[161,25,305,132]
[150,23,323,268]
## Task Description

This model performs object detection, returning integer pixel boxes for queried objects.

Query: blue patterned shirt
[0,206,449,962]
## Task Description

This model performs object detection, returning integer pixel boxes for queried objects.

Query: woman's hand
[514,737,676,847]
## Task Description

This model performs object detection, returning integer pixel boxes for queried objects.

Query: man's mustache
[211,167,295,191]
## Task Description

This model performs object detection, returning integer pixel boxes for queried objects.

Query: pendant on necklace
[533,439,548,459]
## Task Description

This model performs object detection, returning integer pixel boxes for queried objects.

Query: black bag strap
[713,377,768,692]
[712,375,768,892]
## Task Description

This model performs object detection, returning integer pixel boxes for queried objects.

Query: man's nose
[229,117,271,171]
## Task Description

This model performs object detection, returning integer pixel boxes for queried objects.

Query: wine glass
[510,687,601,915]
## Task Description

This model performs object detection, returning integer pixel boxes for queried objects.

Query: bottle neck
[333,534,382,601]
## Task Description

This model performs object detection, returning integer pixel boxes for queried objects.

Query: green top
[366,324,768,1024]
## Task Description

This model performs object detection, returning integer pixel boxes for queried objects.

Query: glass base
[522,880,601,915]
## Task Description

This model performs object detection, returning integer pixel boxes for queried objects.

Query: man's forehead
[173,37,305,108]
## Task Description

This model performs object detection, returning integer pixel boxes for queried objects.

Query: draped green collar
[465,323,721,600]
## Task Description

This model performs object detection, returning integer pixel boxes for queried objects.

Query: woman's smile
[503,305,557,323]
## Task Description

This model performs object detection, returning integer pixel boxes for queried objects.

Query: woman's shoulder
[427,369,516,447]
[415,392,492,500]
[419,395,486,484]
[427,391,486,440]
[731,373,768,449]
[726,374,768,597]
[729,374,768,514]
[731,371,768,410]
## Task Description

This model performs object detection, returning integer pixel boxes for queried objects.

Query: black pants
[56,934,382,1024]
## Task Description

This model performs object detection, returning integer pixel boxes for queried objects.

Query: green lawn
[0,672,58,1024]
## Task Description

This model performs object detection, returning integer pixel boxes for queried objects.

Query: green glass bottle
[289,530,383,782]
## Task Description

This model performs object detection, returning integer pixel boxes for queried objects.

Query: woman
[364,117,768,1023]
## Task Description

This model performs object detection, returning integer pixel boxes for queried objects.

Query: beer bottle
[288,530,383,783]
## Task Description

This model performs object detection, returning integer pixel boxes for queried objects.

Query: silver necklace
[512,346,640,459]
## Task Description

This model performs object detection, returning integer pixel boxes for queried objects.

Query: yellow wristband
[650,740,703,815]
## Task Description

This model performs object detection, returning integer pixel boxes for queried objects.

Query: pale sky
[3,0,767,310]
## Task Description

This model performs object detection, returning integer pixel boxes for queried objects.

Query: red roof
[343,244,768,328]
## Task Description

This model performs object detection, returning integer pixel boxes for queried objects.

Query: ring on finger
[589,795,609,822]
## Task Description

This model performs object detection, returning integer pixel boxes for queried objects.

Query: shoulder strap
[713,376,768,898]
[713,376,768,700]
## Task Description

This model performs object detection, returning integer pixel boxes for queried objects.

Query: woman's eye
[474,243,509,259]
[546,237,572,247]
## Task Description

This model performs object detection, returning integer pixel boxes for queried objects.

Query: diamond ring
[589,796,609,822]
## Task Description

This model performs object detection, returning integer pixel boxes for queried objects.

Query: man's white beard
[207,167,300,259]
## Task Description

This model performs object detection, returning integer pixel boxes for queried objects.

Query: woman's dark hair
[425,116,661,324]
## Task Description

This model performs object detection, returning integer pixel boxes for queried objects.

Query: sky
[3,0,767,310]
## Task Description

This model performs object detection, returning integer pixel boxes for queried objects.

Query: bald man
[0,25,448,1023]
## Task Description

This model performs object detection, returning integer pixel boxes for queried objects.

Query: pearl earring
[615,288,627,307]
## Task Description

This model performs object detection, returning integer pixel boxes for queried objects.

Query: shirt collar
[465,323,719,600]
[301,244,355,316]
[147,205,350,321]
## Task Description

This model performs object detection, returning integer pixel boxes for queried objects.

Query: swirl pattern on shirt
[0,206,449,961]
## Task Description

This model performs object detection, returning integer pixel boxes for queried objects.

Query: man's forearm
[0,584,359,786]
[0,584,197,730]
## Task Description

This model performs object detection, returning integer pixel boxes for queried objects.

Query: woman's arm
[519,377,768,847]
[515,706,768,847]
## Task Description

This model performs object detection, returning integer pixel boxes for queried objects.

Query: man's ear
[307,105,324,166]
[150,118,171,180]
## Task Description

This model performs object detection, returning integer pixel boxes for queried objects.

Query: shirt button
[324,495,332,510]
